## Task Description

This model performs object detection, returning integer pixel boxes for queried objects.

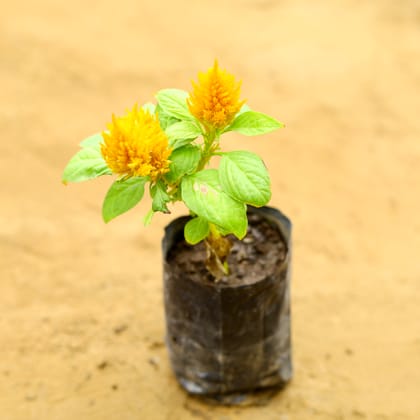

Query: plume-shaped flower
[187,61,245,130]
[101,106,171,181]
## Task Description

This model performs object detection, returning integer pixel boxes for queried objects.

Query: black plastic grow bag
[162,206,292,397]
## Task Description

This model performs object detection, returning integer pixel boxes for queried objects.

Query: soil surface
[1,1,420,419]
[167,211,287,286]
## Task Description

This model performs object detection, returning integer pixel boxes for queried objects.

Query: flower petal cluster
[101,106,171,181]
[187,60,245,129]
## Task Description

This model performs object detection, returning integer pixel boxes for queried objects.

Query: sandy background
[1,0,420,419]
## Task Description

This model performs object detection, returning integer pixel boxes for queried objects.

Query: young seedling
[63,61,284,279]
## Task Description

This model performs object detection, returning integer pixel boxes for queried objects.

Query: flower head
[187,60,245,130]
[101,106,171,181]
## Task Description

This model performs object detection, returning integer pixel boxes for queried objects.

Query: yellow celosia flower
[101,106,171,181]
[187,60,245,130]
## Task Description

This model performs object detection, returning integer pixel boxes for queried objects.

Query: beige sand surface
[1,1,420,419]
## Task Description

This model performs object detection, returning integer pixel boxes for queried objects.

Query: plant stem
[205,223,232,281]
[197,130,220,171]
[196,128,232,280]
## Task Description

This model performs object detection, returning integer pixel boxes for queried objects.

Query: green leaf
[226,111,284,136]
[184,217,210,245]
[102,177,147,223]
[151,181,171,213]
[156,103,180,130]
[169,137,195,150]
[181,169,247,239]
[62,147,111,183]
[165,145,201,184]
[79,133,103,149]
[165,120,202,149]
[142,102,156,114]
[219,151,271,207]
[155,89,193,121]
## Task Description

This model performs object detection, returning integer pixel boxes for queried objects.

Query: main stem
[197,130,220,171]
[196,129,233,280]
[205,223,232,281]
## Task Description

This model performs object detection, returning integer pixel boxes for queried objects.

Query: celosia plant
[63,61,284,278]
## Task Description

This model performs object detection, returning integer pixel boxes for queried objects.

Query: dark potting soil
[166,212,287,287]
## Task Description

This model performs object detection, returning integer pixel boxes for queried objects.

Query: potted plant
[62,61,292,401]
